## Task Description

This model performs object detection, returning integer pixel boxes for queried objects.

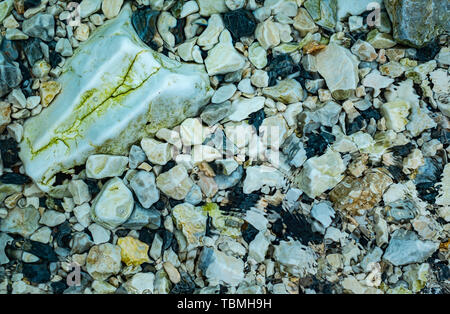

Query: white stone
[199,247,244,286]
[68,179,91,205]
[197,14,224,47]
[180,1,199,18]
[180,118,208,146]
[86,243,121,280]
[91,177,134,229]
[262,79,303,104]
[86,154,128,179]
[243,165,285,194]
[255,18,280,50]
[88,223,111,244]
[237,78,255,94]
[79,0,102,18]
[129,170,160,208]
[273,240,317,277]
[157,11,177,47]
[39,209,66,227]
[251,70,269,88]
[381,100,411,132]
[156,165,194,200]
[140,137,172,165]
[73,203,92,228]
[191,145,222,163]
[211,84,237,104]
[362,70,394,97]
[177,38,196,62]
[248,42,268,69]
[197,0,227,16]
[30,227,52,244]
[311,201,335,230]
[225,0,244,10]
[228,96,265,122]
[205,30,246,76]
[124,272,155,294]
[102,0,123,19]
[248,232,270,263]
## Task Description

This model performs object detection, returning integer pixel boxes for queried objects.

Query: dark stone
[161,160,176,173]
[153,199,166,211]
[52,221,72,248]
[414,157,442,185]
[360,107,381,121]
[302,194,315,204]
[280,210,322,244]
[21,79,33,98]
[22,262,51,283]
[138,228,155,246]
[241,222,259,244]
[22,38,43,66]
[267,54,300,86]
[159,229,173,251]
[24,0,41,9]
[49,50,62,68]
[53,172,72,186]
[248,109,265,134]
[170,234,179,253]
[0,172,31,185]
[223,9,257,40]
[0,39,19,61]
[346,115,365,135]
[170,272,195,294]
[305,131,335,158]
[172,18,186,46]
[387,165,407,182]
[415,40,441,62]
[85,178,100,196]
[271,218,284,239]
[0,138,20,168]
[51,280,67,294]
[220,185,260,212]
[170,0,185,18]
[0,52,22,97]
[205,213,213,237]
[131,8,160,50]
[115,229,129,237]
[416,181,439,203]
[22,240,58,262]
[430,126,450,146]
[390,143,415,157]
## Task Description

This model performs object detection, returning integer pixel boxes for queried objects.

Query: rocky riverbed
[0,0,449,294]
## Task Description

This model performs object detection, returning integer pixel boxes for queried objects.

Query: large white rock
[315,43,359,100]
[91,177,134,229]
[19,4,212,194]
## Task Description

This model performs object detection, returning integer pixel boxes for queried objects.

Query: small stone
[255,18,280,50]
[130,170,159,208]
[124,272,155,294]
[198,247,244,286]
[5,28,28,40]
[228,96,265,122]
[68,180,91,205]
[74,24,90,42]
[123,204,161,230]
[39,81,61,107]
[91,177,134,230]
[86,154,128,179]
[311,201,335,231]
[88,223,110,244]
[0,0,14,25]
[304,0,337,31]
[383,229,439,266]
[172,203,206,245]
[31,59,50,78]
[0,206,40,237]
[248,232,270,263]
[73,203,91,228]
[163,261,181,284]
[348,16,363,32]
[180,118,207,146]
[243,165,285,194]
[39,209,66,227]
[180,1,199,18]
[200,102,232,126]
[380,61,405,78]
[282,133,307,168]
[117,236,150,266]
[366,29,397,49]
[198,14,224,47]
[211,84,236,104]
[128,145,147,169]
[102,0,123,19]
[351,40,377,62]
[273,239,317,277]
[191,145,221,163]
[362,70,394,97]
[140,138,172,166]
[222,9,256,40]
[86,243,122,280]
[294,150,346,198]
[156,165,193,200]
[381,100,411,132]
[22,13,54,42]
[315,43,359,100]
[197,0,227,16]
[55,38,72,57]
[0,102,11,132]
[262,79,303,104]
[293,7,318,37]
[250,70,269,88]
[79,0,102,18]
[0,53,22,97]
[205,30,246,76]
[248,42,268,69]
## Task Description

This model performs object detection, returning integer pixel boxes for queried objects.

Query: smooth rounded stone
[383,229,439,266]
[0,53,22,97]
[198,247,244,286]
[255,18,280,50]
[86,154,128,179]
[163,261,181,284]
[243,165,285,194]
[102,0,123,19]
[185,184,203,205]
[123,204,161,230]
[197,0,227,16]
[380,61,405,78]
[92,280,117,294]
[211,84,236,104]
[88,223,111,244]
[124,272,155,294]
[39,209,66,227]
[294,149,346,198]
[0,233,13,264]
[222,8,257,40]
[366,29,397,49]
[22,13,54,42]
[86,243,122,280]
[172,203,206,245]
[197,14,224,47]
[29,226,52,244]
[117,236,150,266]
[248,232,270,263]
[74,24,90,42]
[214,165,243,190]
[262,79,304,104]
[128,145,147,169]
[91,177,134,230]
[362,70,394,97]
[293,7,318,37]
[0,0,14,24]
[129,170,159,208]
[205,30,246,76]
[274,239,318,277]
[39,81,61,107]
[303,0,337,31]
[248,42,268,69]
[315,43,359,100]
[237,78,255,94]
[200,102,232,126]
[0,206,40,237]
[330,168,393,215]
[351,40,377,62]
[79,0,102,18]
[140,137,172,166]
[180,1,199,18]
[251,70,269,88]
[380,100,411,132]
[228,96,265,122]
[55,38,72,57]
[180,118,207,146]
[156,164,193,200]
[385,0,448,48]
[19,5,212,194]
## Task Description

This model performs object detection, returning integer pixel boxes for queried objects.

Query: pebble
[198,247,244,286]
[380,100,411,132]
[88,223,111,244]
[248,232,270,263]
[273,239,317,277]
[90,177,134,230]
[156,165,193,200]
[304,0,337,31]
[211,84,236,104]
[55,38,72,57]
[243,165,285,194]
[122,204,161,230]
[228,96,265,122]
[86,154,128,179]
[223,8,257,40]
[0,53,22,97]
[197,0,227,16]
[129,170,159,208]
[39,209,66,227]
[86,243,122,280]
[140,138,172,166]
[22,13,54,42]
[79,0,102,18]
[117,236,150,266]
[124,272,154,294]
[102,0,123,19]
[248,42,268,69]
[197,14,224,47]
[0,206,40,237]
[293,8,318,37]
[310,201,335,232]
[74,24,90,42]
[205,30,246,76]
[39,80,61,107]
[262,79,304,104]
[128,145,147,169]
[200,102,232,126]
[163,261,181,284]
[180,118,207,146]
[255,17,280,50]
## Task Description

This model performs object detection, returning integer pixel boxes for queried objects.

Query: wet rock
[228,96,265,122]
[157,165,193,200]
[86,243,121,280]
[385,0,449,48]
[0,206,40,237]
[223,9,257,40]
[0,52,22,97]
[243,165,285,194]
[130,170,159,209]
[22,263,50,283]
[128,145,147,169]
[304,0,337,32]
[262,79,304,104]
[141,138,172,166]
[198,247,244,286]
[86,155,128,179]
[273,239,317,277]
[22,13,54,42]
[315,43,359,100]
[117,236,150,266]
[124,272,154,294]
[131,8,159,50]
[68,180,91,205]
[383,229,439,266]
[91,177,134,230]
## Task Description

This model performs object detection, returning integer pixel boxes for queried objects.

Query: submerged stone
[19,4,212,194]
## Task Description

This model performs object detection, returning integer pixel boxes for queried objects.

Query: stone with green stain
[18,4,212,194]
[0,0,14,24]
[366,29,397,49]
[304,0,337,32]
[385,0,449,48]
